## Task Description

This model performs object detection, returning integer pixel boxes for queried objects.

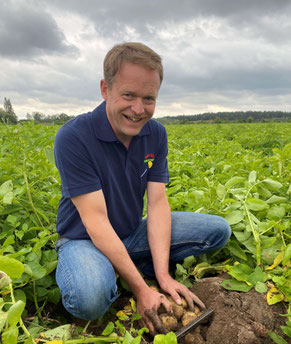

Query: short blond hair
[103,42,163,88]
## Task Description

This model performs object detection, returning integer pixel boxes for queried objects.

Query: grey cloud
[0,1,78,58]
[2,0,291,118]
[47,0,291,43]
[161,60,291,101]
[0,59,98,103]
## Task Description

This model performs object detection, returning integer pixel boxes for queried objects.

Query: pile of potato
[150,286,206,344]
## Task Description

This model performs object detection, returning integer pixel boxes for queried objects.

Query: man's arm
[147,181,206,310]
[71,189,171,335]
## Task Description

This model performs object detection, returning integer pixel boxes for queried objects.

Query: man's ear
[100,79,108,100]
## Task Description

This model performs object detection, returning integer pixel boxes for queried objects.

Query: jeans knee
[77,286,118,320]
[216,216,231,248]
[56,239,120,320]
[62,279,118,320]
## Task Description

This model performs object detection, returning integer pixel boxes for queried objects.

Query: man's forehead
[117,62,160,81]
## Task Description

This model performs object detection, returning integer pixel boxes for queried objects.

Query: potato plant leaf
[2,326,18,344]
[154,332,177,344]
[228,263,253,282]
[221,279,253,292]
[267,206,286,221]
[216,183,226,199]
[246,198,269,211]
[281,325,291,338]
[255,281,268,293]
[0,180,13,196]
[267,287,285,305]
[262,179,283,191]
[102,321,114,335]
[183,255,196,269]
[283,244,291,266]
[0,313,7,333]
[268,331,288,344]
[225,177,245,189]
[248,170,257,183]
[227,241,247,260]
[42,324,72,340]
[266,195,287,204]
[7,300,25,326]
[266,251,284,270]
[0,256,24,279]
[247,266,264,285]
[225,211,244,225]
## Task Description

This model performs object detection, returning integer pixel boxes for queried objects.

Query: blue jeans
[56,212,231,320]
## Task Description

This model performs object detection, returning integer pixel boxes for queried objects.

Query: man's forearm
[86,217,148,298]
[147,194,172,282]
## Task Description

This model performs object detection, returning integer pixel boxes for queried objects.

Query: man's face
[100,62,161,147]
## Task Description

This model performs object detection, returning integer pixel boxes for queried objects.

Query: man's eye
[144,97,155,103]
[123,94,133,99]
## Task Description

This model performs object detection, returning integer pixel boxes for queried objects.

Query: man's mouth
[123,114,143,122]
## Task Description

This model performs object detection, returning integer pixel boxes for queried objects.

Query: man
[54,42,231,335]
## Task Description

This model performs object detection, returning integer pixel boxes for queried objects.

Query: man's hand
[136,287,173,336]
[158,274,206,311]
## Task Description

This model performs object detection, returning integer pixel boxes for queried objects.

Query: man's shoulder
[60,111,92,133]
[147,118,167,135]
[56,102,105,141]
[54,110,96,152]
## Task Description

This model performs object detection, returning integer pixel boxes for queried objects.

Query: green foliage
[0,122,290,343]
[0,123,60,342]
[166,123,290,344]
[153,331,177,344]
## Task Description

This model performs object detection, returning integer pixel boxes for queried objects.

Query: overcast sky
[1,0,291,119]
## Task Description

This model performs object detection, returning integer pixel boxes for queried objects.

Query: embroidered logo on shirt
[144,153,155,169]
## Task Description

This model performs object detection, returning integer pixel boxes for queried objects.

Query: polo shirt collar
[91,101,150,142]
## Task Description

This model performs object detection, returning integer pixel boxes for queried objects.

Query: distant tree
[0,107,18,124]
[57,113,70,122]
[214,116,222,123]
[4,97,15,114]
[0,98,18,124]
[32,112,46,123]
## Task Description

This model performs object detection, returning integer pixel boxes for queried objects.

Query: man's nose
[131,98,144,115]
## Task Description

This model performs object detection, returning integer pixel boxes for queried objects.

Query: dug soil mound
[189,275,288,344]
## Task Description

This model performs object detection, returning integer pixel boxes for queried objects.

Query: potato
[194,305,201,315]
[149,285,159,292]
[184,332,205,344]
[159,313,178,332]
[181,296,188,309]
[181,311,198,327]
[184,333,195,344]
[194,326,201,333]
[166,296,184,320]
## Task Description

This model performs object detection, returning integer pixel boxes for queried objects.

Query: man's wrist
[132,282,151,299]
[156,271,172,286]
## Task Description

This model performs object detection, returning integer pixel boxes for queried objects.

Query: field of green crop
[0,122,290,344]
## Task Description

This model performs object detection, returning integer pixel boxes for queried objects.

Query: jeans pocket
[56,237,70,253]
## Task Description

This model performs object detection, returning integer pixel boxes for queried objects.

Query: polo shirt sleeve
[147,124,170,183]
[54,125,102,198]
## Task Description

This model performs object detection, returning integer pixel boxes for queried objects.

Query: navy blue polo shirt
[54,101,169,240]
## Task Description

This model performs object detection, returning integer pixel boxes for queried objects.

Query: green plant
[1,122,290,343]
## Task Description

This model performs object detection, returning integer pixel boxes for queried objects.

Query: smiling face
[100,62,161,148]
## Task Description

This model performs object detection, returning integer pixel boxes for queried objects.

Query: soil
[187,275,288,344]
